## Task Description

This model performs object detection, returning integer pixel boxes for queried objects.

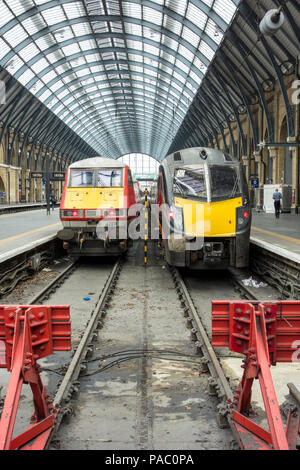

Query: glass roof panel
[0,0,238,159]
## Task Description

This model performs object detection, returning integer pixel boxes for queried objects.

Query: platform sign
[51,172,66,181]
[31,171,43,178]
[250,177,259,189]
[0,192,5,198]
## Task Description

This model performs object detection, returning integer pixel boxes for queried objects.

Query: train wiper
[173,177,188,198]
[230,175,240,198]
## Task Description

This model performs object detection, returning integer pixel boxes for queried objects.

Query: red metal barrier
[0,305,71,450]
[212,301,300,450]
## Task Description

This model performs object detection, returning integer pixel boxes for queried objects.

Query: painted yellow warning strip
[0,223,61,246]
[252,226,300,245]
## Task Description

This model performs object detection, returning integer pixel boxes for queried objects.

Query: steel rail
[170,267,233,401]
[53,258,122,409]
[28,259,78,304]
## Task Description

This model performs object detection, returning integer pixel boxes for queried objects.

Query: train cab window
[210,165,241,201]
[69,170,94,187]
[127,170,133,187]
[173,166,207,201]
[97,169,122,187]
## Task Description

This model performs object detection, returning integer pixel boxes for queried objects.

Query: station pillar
[269,147,279,185]
[254,152,263,210]
[242,156,249,182]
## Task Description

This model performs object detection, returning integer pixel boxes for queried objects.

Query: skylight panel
[42,6,66,26]
[0,38,11,60]
[212,0,236,24]
[182,26,200,48]
[19,43,40,62]
[62,43,81,56]
[205,19,224,44]
[122,2,142,19]
[165,0,188,17]
[35,34,56,51]
[0,2,14,28]
[79,39,97,51]
[143,6,163,26]
[163,15,182,36]
[5,55,24,73]
[18,68,35,86]
[3,23,28,47]
[199,40,215,61]
[22,14,47,35]
[62,2,86,19]
[186,4,208,30]
[39,89,52,102]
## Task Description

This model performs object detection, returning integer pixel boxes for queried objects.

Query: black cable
[83,354,204,378]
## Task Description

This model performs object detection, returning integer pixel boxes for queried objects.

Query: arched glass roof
[0,0,239,160]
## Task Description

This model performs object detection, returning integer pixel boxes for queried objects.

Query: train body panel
[174,196,243,238]
[156,147,251,269]
[58,156,136,256]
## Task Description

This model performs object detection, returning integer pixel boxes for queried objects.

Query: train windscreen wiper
[173,177,188,198]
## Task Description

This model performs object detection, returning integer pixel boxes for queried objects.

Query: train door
[127,169,136,207]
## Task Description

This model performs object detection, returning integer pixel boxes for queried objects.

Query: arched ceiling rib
[0,0,239,160]
[168,0,300,156]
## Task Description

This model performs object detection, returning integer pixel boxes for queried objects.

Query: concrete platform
[251,212,300,264]
[0,208,62,263]
[0,202,59,215]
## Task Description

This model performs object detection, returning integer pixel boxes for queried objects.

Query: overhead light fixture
[259,8,285,36]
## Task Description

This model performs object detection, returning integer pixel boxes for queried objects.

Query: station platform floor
[0,208,62,263]
[251,211,300,263]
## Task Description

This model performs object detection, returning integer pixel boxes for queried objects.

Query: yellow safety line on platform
[0,223,61,245]
[252,226,300,245]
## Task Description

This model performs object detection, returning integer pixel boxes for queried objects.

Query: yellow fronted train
[155,147,251,269]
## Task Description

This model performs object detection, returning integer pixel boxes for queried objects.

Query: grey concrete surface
[0,209,62,262]
[58,259,233,450]
[251,212,300,257]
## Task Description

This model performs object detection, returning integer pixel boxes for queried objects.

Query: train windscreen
[173,166,207,201]
[210,165,241,201]
[96,169,122,187]
[69,170,94,187]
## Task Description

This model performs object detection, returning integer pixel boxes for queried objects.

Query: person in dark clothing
[273,188,282,219]
[50,193,56,211]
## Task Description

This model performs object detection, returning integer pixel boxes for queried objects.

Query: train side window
[69,170,94,187]
[127,170,133,187]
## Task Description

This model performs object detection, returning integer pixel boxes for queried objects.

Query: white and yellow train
[156,147,251,269]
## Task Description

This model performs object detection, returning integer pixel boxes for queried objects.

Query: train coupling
[203,242,224,264]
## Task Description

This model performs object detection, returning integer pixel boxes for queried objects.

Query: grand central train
[155,147,251,269]
[58,157,136,256]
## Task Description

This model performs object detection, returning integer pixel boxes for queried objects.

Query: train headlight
[167,205,184,234]
[61,209,83,218]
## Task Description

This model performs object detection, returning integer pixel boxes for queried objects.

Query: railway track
[0,241,288,450]
[49,257,242,450]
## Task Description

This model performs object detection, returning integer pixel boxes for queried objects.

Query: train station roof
[0,0,239,160]
[0,0,298,163]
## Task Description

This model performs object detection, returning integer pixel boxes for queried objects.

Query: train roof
[162,147,238,168]
[69,157,126,169]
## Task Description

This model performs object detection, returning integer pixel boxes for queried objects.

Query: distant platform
[251,212,300,264]
[0,208,62,264]
[0,202,59,215]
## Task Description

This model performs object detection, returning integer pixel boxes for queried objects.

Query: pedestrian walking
[273,188,282,219]
[50,192,56,211]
